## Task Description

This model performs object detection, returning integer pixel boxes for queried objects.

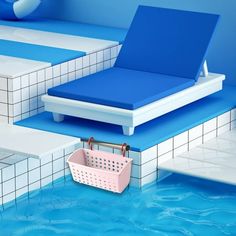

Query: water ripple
[1,174,236,236]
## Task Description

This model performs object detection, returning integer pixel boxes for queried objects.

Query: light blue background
[40,0,236,86]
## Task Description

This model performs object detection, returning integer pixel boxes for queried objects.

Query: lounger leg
[53,113,64,122]
[122,126,135,136]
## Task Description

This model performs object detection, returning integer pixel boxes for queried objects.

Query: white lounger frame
[42,71,225,136]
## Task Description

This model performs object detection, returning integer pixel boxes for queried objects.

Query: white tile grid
[157,110,234,182]
[0,110,234,208]
[77,110,234,187]
[0,143,78,208]
[0,45,120,124]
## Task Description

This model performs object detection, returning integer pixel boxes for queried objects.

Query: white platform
[0,124,80,159]
[159,129,236,186]
[0,55,50,78]
[42,73,225,136]
[0,25,118,54]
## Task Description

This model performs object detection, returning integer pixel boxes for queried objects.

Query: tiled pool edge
[0,45,121,124]
[77,108,236,187]
[0,141,80,209]
[0,109,235,209]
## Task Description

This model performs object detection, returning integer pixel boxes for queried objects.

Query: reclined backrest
[115,6,219,81]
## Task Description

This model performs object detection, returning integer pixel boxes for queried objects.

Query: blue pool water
[1,174,236,236]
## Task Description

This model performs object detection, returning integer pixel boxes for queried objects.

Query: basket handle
[88,137,94,150]
[121,143,127,157]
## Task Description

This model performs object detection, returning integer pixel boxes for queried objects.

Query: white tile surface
[141,158,157,178]
[0,150,12,159]
[0,124,80,158]
[203,130,217,142]
[29,168,40,184]
[16,159,27,176]
[219,129,236,143]
[16,186,28,199]
[41,162,53,178]
[53,158,64,172]
[173,144,188,157]
[3,178,15,195]
[174,131,188,148]
[159,156,236,186]
[2,165,14,181]
[189,137,202,150]
[180,147,236,168]
[189,125,203,141]
[231,109,236,121]
[0,25,118,54]
[217,111,230,127]
[0,77,8,90]
[159,129,236,186]
[16,173,27,189]
[3,192,15,204]
[141,171,157,186]
[29,181,40,192]
[141,146,157,164]
[41,176,53,187]
[217,123,230,136]
[0,90,7,103]
[158,138,173,156]
[0,55,50,78]
[158,151,173,165]
[204,118,217,134]
[202,137,236,155]
[53,170,64,181]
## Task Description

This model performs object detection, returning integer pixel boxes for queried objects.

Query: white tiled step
[0,124,80,205]
[159,156,236,186]
[200,138,236,155]
[219,129,236,142]
[159,129,236,186]
[0,26,118,54]
[0,124,80,158]
[180,147,236,168]
[0,55,51,78]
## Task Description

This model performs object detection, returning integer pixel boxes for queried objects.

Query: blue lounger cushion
[48,67,195,110]
[116,6,219,81]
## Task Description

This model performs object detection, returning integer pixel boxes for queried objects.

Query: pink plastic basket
[67,148,133,193]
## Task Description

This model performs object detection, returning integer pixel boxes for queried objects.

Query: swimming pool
[1,174,236,236]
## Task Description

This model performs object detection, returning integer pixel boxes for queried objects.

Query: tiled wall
[0,142,79,209]
[0,109,235,208]
[66,109,236,188]
[0,45,121,124]
[80,109,236,188]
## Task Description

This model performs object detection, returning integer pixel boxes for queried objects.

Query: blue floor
[16,85,236,151]
[1,174,236,236]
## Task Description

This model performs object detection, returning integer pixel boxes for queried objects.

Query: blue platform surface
[0,19,127,43]
[16,85,236,152]
[116,6,219,81]
[0,39,85,65]
[48,68,194,110]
